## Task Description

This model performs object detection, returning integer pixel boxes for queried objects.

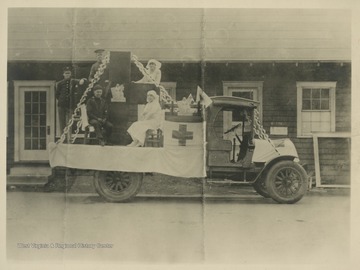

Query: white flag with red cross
[160,113,205,176]
[163,120,204,147]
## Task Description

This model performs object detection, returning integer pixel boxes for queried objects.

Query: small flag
[187,94,195,104]
[196,86,212,107]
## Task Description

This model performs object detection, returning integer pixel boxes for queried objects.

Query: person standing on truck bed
[56,66,86,133]
[89,49,111,101]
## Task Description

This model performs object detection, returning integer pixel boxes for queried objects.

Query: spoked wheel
[94,171,143,202]
[253,177,271,198]
[265,161,308,204]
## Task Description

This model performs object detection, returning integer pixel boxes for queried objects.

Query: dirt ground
[7,172,350,197]
[6,172,260,196]
[139,174,256,196]
[7,185,351,265]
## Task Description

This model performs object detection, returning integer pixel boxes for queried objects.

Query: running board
[206,179,254,185]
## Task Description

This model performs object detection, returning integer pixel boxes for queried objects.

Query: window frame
[223,81,263,120]
[296,81,336,138]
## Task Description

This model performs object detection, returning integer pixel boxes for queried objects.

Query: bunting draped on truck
[48,142,206,178]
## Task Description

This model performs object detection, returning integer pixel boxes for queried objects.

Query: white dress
[127,100,162,144]
[136,69,161,85]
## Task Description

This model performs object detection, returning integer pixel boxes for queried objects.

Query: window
[223,81,263,139]
[297,82,336,137]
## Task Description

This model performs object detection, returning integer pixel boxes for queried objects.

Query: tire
[94,171,143,202]
[65,168,76,192]
[265,161,308,204]
[253,177,271,198]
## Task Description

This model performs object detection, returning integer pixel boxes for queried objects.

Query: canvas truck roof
[210,96,259,109]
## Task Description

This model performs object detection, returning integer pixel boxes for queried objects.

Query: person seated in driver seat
[127,90,162,147]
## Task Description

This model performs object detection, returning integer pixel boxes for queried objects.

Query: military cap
[63,66,72,72]
[94,49,105,53]
[93,84,103,91]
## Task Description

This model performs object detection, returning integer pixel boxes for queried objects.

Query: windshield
[213,107,252,140]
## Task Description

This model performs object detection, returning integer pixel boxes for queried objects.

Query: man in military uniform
[88,49,111,101]
[56,66,87,133]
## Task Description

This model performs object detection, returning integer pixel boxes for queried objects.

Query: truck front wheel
[253,177,271,198]
[265,161,308,204]
[94,171,143,202]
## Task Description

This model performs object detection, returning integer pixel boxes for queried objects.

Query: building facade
[7,8,351,185]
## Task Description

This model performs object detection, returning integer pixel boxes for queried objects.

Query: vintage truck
[49,94,308,204]
[49,51,308,204]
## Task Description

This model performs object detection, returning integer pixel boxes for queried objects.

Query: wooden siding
[203,62,351,179]
[317,137,350,185]
[8,8,350,62]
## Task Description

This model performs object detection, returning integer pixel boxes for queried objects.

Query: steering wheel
[224,123,242,134]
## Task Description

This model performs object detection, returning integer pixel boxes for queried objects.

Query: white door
[14,81,56,161]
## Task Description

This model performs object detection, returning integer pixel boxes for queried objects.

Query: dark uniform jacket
[89,61,110,86]
[56,78,85,109]
[89,61,111,101]
[86,96,108,121]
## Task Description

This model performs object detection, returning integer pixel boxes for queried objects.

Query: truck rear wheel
[265,161,308,204]
[94,171,143,202]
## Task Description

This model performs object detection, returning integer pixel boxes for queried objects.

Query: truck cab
[206,96,258,171]
[205,96,308,203]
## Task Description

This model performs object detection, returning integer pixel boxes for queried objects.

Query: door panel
[14,81,55,161]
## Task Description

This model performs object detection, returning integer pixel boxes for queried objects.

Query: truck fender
[253,155,299,183]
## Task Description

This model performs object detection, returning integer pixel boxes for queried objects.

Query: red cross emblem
[172,124,193,146]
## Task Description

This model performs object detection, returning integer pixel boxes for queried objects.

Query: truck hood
[252,138,299,163]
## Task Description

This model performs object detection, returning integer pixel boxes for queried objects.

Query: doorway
[14,81,56,161]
